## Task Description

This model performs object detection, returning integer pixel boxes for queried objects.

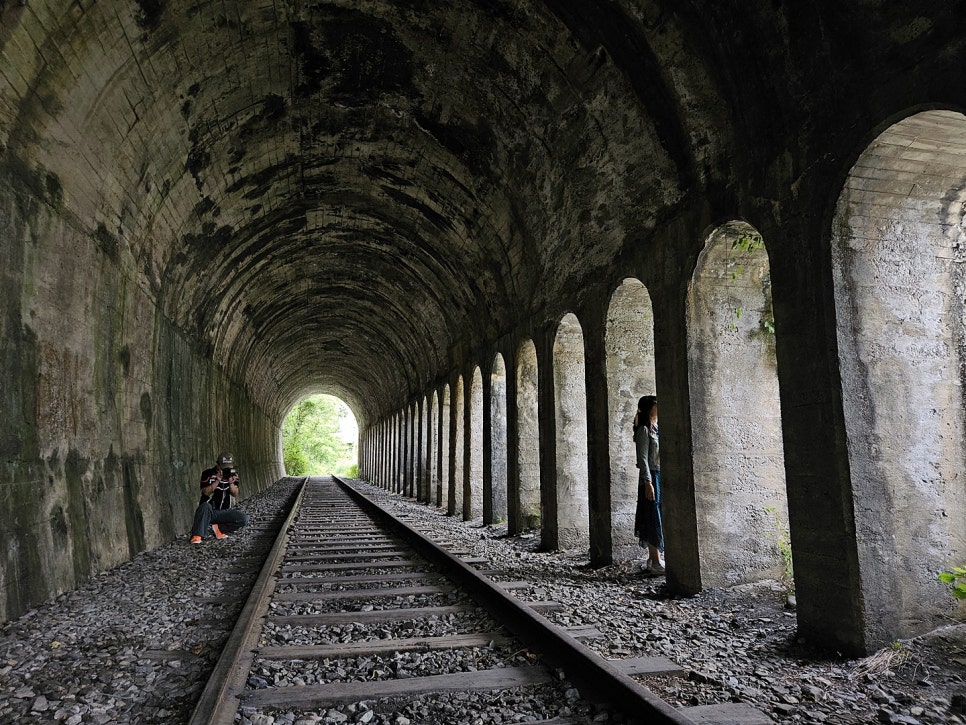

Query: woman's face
[651,403,658,421]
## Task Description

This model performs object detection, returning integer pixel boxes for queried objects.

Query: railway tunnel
[1,0,965,660]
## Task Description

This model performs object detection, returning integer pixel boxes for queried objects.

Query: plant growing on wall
[728,231,776,337]
[765,505,794,593]
[938,566,966,599]
[730,231,764,274]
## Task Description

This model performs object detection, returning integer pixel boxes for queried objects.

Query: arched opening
[400,408,408,493]
[439,384,451,510]
[490,353,509,524]
[451,375,465,517]
[468,366,484,520]
[382,416,391,489]
[381,419,390,486]
[408,402,418,498]
[832,109,966,639]
[605,278,657,561]
[516,340,541,531]
[392,413,401,492]
[425,392,437,504]
[397,409,405,493]
[686,221,789,587]
[374,421,383,483]
[553,313,590,550]
[281,394,359,476]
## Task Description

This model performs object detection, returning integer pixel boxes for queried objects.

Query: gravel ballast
[0,475,964,724]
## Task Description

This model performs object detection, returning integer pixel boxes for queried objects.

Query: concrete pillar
[440,384,451,510]
[582,311,614,566]
[651,274,702,597]
[504,345,522,535]
[450,376,464,517]
[517,340,542,533]
[482,360,495,524]
[488,353,509,525]
[469,366,484,520]
[536,327,559,550]
[763,209,862,654]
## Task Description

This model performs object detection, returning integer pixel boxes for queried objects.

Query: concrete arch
[468,366,484,520]
[451,375,465,517]
[439,384,451,511]
[489,353,509,525]
[423,392,436,503]
[392,412,401,493]
[553,313,590,550]
[605,278,657,560]
[832,109,966,641]
[385,415,392,489]
[397,409,405,493]
[384,416,392,489]
[0,0,961,654]
[686,220,789,587]
[516,339,542,531]
[381,417,389,488]
[408,401,419,498]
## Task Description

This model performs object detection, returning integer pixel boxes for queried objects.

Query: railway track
[189,477,769,725]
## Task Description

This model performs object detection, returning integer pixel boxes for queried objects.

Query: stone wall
[0,164,279,623]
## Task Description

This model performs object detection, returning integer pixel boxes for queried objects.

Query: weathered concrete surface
[515,340,541,532]
[553,313,589,550]
[0,0,964,656]
[832,112,966,644]
[687,222,788,587]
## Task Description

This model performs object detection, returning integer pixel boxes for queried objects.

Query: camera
[223,468,237,479]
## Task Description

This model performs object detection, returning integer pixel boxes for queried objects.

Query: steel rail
[188,477,309,725]
[333,476,697,725]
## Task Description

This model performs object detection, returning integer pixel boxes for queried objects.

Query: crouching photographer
[189,452,249,544]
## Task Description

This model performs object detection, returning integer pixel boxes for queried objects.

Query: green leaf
[939,571,956,584]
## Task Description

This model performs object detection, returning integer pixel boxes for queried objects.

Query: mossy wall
[0,159,280,624]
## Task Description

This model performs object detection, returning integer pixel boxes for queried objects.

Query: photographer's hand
[203,473,221,495]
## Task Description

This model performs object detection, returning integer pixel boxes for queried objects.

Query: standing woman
[633,395,665,574]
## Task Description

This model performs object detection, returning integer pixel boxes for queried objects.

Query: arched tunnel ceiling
[4,0,957,425]
[3,0,690,425]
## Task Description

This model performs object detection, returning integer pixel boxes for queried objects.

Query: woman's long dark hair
[633,395,657,432]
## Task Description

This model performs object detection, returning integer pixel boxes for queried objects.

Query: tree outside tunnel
[281,395,358,476]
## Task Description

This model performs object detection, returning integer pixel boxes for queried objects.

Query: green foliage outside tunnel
[282,394,358,476]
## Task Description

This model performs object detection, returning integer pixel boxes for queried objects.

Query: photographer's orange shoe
[190,535,202,544]
[211,524,228,540]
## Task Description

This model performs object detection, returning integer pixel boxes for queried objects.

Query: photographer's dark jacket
[199,466,237,510]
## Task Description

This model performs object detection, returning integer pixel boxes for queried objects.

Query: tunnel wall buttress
[0,162,280,625]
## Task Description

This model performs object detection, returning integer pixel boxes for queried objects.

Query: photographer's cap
[217,452,234,467]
